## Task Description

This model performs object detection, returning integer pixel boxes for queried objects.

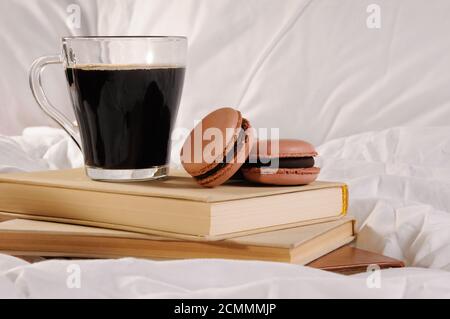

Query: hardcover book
[0,169,348,240]
[308,245,405,274]
[0,217,355,265]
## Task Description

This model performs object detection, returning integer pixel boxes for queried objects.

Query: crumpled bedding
[2,256,450,299]
[1,126,450,298]
[3,0,450,147]
[318,126,450,271]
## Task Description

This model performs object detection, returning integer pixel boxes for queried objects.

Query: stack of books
[0,169,403,273]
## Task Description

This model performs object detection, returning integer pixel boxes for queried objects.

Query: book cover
[0,218,355,265]
[0,168,348,240]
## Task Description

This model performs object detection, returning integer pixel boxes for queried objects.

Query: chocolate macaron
[180,107,253,187]
[242,139,320,185]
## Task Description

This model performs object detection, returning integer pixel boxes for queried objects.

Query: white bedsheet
[3,0,450,147]
[1,126,450,298]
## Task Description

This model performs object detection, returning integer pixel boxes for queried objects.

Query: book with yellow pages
[0,168,348,240]
[0,218,355,265]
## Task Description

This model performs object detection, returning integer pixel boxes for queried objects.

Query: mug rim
[62,36,187,41]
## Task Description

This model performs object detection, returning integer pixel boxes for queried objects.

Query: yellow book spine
[341,184,349,216]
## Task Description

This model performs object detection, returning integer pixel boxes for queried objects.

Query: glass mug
[29,36,187,181]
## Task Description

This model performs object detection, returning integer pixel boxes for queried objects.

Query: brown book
[307,246,405,275]
[0,218,355,265]
[0,168,348,240]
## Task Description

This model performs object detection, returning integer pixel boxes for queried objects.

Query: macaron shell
[198,123,254,187]
[242,167,320,186]
[198,162,245,187]
[248,139,317,161]
[181,107,242,177]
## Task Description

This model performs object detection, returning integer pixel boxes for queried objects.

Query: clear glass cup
[30,36,187,181]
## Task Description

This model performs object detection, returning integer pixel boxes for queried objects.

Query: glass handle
[29,55,81,149]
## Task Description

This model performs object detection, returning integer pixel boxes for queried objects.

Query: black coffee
[65,65,185,169]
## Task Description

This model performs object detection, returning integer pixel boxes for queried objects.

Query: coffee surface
[66,65,185,169]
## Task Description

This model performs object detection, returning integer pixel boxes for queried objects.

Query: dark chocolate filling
[194,124,248,181]
[244,157,315,169]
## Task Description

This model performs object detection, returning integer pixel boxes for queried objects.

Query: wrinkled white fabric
[1,126,450,298]
[2,0,450,148]
[317,127,450,271]
[2,257,449,299]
